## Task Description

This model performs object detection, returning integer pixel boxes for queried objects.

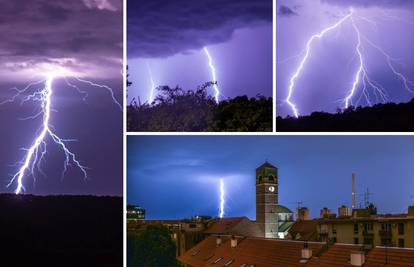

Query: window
[332,225,337,234]
[321,224,328,233]
[381,223,391,232]
[268,175,274,182]
[354,238,359,244]
[364,223,373,232]
[354,224,359,234]
[398,239,405,248]
[398,223,405,235]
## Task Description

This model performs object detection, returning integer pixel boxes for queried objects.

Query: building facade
[317,206,414,248]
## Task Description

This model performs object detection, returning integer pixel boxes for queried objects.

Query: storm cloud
[322,0,414,8]
[127,0,272,58]
[0,0,122,79]
[278,5,298,16]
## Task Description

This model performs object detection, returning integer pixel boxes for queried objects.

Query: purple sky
[0,0,122,195]
[128,136,414,220]
[127,0,273,104]
[277,0,414,117]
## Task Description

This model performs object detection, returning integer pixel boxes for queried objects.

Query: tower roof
[257,161,277,169]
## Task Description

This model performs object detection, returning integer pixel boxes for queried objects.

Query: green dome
[275,205,293,214]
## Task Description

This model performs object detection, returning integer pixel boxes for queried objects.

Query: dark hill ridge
[0,194,122,267]
[277,98,414,132]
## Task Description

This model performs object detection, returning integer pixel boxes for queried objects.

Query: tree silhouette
[128,225,182,267]
[127,83,272,132]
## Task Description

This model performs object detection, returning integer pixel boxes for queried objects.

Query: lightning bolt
[286,10,354,118]
[3,71,121,194]
[146,63,156,104]
[285,8,414,117]
[219,178,225,218]
[203,47,220,104]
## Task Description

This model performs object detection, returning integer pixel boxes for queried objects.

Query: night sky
[127,0,273,104]
[0,0,122,195]
[277,0,414,117]
[128,135,414,220]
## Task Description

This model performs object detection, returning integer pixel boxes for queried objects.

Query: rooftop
[205,217,262,237]
[178,238,414,266]
[179,237,325,267]
[257,161,277,169]
[288,220,318,241]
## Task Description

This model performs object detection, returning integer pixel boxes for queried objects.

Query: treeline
[128,225,183,267]
[0,194,122,266]
[277,98,414,132]
[127,83,272,132]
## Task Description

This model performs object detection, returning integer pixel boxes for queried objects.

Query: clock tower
[256,161,278,238]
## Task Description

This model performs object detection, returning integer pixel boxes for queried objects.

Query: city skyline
[127,135,414,220]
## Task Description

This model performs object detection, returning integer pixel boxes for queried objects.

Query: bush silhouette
[127,83,272,132]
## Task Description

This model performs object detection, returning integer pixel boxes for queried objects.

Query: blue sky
[127,135,414,220]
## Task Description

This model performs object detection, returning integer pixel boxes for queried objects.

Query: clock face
[268,186,275,192]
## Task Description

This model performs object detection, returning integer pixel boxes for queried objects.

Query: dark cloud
[322,0,414,8]
[127,0,272,58]
[278,5,298,16]
[0,0,122,78]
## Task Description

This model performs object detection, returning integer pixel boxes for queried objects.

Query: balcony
[362,230,374,236]
[379,230,392,237]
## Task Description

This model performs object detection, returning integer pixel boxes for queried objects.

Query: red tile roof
[205,217,262,237]
[307,244,364,267]
[288,221,318,241]
[205,217,245,234]
[179,238,414,267]
[365,246,414,267]
[178,236,230,267]
[178,236,326,267]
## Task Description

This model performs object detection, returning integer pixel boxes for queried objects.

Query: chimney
[296,207,310,221]
[230,236,238,248]
[216,236,222,246]
[352,173,356,210]
[320,207,331,218]
[301,248,312,259]
[300,242,312,263]
[350,251,365,266]
[338,205,350,217]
